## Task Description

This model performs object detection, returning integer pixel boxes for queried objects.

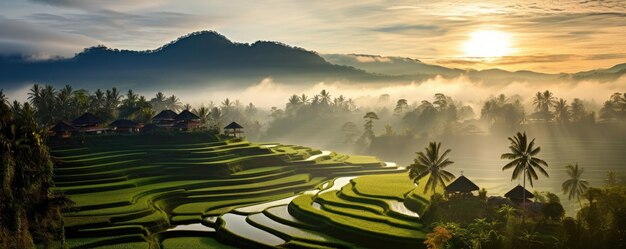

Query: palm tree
[104,88,122,121]
[408,142,456,194]
[286,94,301,115]
[501,132,549,221]
[319,90,331,106]
[150,92,167,113]
[39,85,57,125]
[532,90,556,121]
[166,95,182,112]
[570,98,586,122]
[72,89,90,119]
[300,94,310,105]
[554,98,570,123]
[192,106,210,127]
[562,163,589,208]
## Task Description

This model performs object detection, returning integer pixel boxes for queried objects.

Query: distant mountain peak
[158,30,234,51]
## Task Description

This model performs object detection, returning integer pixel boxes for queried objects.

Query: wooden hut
[72,113,106,134]
[445,175,480,198]
[174,110,201,131]
[152,110,178,128]
[110,119,140,133]
[224,122,244,138]
[504,185,534,204]
[50,121,77,139]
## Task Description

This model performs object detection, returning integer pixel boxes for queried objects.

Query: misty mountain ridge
[321,54,626,83]
[0,30,624,92]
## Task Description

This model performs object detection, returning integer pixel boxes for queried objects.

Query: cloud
[438,53,626,68]
[175,74,625,112]
[28,0,164,11]
[0,0,623,73]
[0,17,98,57]
[28,10,209,50]
[354,55,392,63]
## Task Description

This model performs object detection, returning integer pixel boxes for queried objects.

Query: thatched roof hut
[72,113,102,127]
[505,185,534,201]
[175,110,200,121]
[50,121,77,132]
[224,122,244,138]
[153,110,178,121]
[445,175,479,193]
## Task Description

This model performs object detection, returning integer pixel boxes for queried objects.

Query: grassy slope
[51,135,406,248]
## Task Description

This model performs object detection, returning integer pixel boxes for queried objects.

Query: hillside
[1,31,625,92]
[0,31,380,91]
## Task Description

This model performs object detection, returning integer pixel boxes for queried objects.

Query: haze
[1,0,626,73]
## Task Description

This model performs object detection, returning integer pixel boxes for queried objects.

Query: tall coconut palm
[408,142,456,194]
[570,98,586,122]
[286,94,301,115]
[501,132,549,221]
[562,163,589,208]
[166,95,182,112]
[532,90,557,121]
[193,106,210,127]
[150,92,167,113]
[554,98,570,123]
[319,90,331,106]
[300,94,310,105]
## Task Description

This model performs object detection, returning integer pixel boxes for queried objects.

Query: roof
[504,185,535,199]
[153,110,178,120]
[224,121,244,129]
[445,175,479,192]
[72,112,102,125]
[175,110,201,121]
[50,121,77,132]
[110,119,139,128]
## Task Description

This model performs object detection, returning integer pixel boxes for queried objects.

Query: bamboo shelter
[445,175,480,198]
[224,122,244,138]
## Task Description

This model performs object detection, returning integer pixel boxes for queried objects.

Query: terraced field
[51,136,430,248]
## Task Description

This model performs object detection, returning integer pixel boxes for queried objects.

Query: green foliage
[542,202,565,221]
[501,132,549,187]
[408,141,455,194]
[481,94,525,129]
[562,163,589,207]
[479,188,487,202]
[0,93,66,248]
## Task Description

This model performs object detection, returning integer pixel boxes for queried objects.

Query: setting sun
[462,30,513,58]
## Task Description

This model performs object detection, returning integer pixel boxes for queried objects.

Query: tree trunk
[522,168,526,224]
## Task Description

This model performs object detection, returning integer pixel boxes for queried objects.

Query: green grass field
[51,135,430,248]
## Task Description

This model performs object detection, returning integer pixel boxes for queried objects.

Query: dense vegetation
[2,85,624,248]
[0,91,68,248]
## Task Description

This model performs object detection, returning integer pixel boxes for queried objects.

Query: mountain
[321,54,463,77]
[0,31,385,91]
[322,54,559,85]
[568,63,626,81]
[0,31,624,92]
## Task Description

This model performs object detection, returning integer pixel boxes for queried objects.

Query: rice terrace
[1,1,626,249]
[50,134,428,248]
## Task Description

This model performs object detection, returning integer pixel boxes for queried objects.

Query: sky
[1,0,626,73]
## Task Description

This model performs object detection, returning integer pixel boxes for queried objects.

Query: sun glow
[462,30,513,58]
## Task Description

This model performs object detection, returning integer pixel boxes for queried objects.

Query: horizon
[1,1,626,73]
